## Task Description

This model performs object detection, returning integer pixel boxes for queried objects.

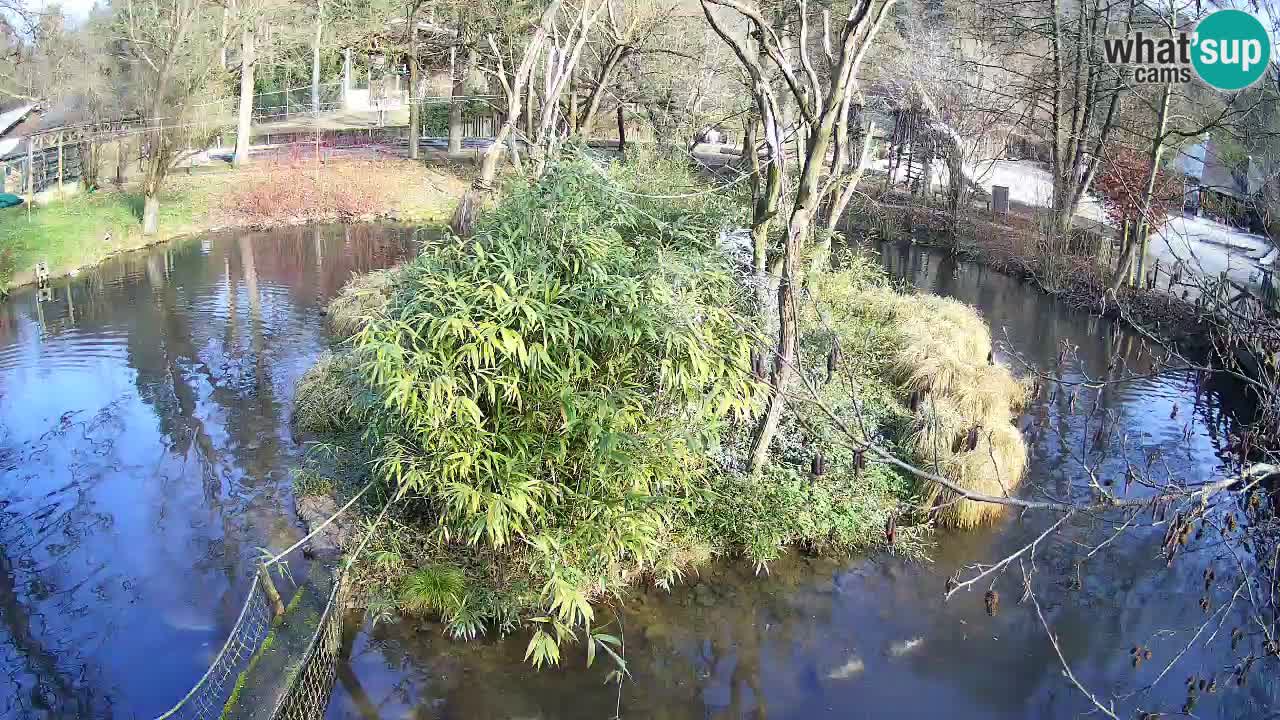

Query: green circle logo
[1192,10,1272,91]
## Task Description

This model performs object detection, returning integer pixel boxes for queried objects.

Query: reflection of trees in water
[0,223,419,718]
[0,543,111,718]
[874,240,1260,717]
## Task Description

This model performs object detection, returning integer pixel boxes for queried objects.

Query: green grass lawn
[0,186,206,289]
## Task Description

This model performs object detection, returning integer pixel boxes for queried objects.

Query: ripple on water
[0,224,421,719]
[0,326,132,373]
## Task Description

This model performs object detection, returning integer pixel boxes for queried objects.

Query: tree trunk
[1109,79,1171,293]
[311,0,322,113]
[475,0,561,188]
[220,3,231,69]
[752,157,781,279]
[578,45,626,135]
[568,70,579,134]
[142,192,160,235]
[234,23,256,167]
[524,87,536,140]
[827,122,875,232]
[477,121,513,188]
[747,250,797,472]
[741,112,757,175]
[448,45,473,155]
[115,138,128,186]
[748,115,838,474]
[406,3,420,160]
[616,105,626,153]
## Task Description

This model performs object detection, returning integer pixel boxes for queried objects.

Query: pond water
[323,240,1275,719]
[0,225,420,718]
[1,228,1274,720]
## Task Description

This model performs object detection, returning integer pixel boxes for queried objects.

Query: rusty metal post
[258,564,286,618]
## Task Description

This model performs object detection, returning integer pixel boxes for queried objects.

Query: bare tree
[233,0,256,166]
[115,0,224,233]
[965,0,1131,239]
[701,0,897,473]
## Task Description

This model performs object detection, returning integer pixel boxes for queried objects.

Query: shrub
[222,160,396,227]
[350,158,760,661]
[1095,146,1181,232]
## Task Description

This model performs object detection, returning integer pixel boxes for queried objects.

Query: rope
[264,477,379,567]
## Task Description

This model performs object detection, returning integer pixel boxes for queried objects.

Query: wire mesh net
[154,575,275,720]
[155,492,389,720]
[269,578,351,720]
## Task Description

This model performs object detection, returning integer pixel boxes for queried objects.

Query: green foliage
[419,100,492,138]
[0,189,202,290]
[0,245,14,291]
[318,155,936,668]
[698,256,924,569]
[290,468,334,498]
[293,352,364,434]
[701,462,912,570]
[348,156,759,658]
[399,564,466,616]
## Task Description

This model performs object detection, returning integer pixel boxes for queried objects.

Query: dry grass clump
[293,352,361,434]
[218,158,468,228]
[858,286,1028,529]
[326,267,400,340]
[933,423,1028,527]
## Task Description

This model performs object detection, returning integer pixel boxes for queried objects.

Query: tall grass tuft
[293,352,362,434]
[400,564,467,617]
[325,267,400,341]
[860,286,1028,527]
[809,265,1028,529]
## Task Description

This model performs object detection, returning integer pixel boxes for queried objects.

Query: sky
[11,0,1280,56]
[23,0,96,23]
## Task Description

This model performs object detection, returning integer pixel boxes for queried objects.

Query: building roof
[0,103,36,138]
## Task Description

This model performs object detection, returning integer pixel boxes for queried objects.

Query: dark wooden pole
[257,564,286,618]
[616,105,625,153]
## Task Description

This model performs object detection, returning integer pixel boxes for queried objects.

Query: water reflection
[0,224,418,718]
[325,240,1273,719]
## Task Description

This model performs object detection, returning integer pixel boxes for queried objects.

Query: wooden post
[25,138,34,205]
[258,564,286,618]
[616,104,625,153]
[56,133,64,197]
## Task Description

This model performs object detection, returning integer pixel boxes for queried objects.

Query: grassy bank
[292,155,1027,668]
[0,157,468,292]
[0,185,208,289]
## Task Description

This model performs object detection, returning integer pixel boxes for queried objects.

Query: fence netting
[153,484,391,720]
[269,579,351,720]
[155,575,275,720]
